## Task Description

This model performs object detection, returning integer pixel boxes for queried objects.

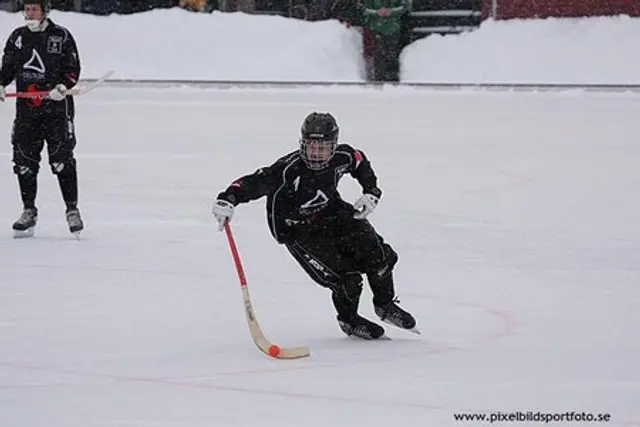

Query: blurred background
[0,0,637,83]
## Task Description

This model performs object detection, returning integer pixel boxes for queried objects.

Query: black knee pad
[367,246,398,306]
[50,159,76,175]
[13,164,38,176]
[367,243,398,278]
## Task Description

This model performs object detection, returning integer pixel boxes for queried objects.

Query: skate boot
[12,207,38,238]
[65,207,84,236]
[374,298,420,334]
[337,314,387,340]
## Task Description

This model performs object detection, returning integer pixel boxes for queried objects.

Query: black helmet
[22,0,51,12]
[299,112,339,171]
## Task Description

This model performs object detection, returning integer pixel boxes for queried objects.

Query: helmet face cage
[300,137,337,171]
[299,112,339,171]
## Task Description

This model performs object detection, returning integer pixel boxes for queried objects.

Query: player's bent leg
[340,220,399,302]
[285,241,386,339]
[367,244,418,332]
[342,220,418,333]
[333,274,386,340]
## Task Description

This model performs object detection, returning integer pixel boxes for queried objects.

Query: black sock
[57,168,78,210]
[17,174,37,210]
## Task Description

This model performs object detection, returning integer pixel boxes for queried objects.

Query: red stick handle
[224,222,248,287]
[6,91,50,99]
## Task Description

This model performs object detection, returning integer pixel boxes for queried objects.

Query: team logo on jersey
[23,49,46,73]
[47,36,63,54]
[299,189,329,215]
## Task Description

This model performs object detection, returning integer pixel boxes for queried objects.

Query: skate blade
[71,230,82,239]
[13,228,35,238]
[406,326,421,335]
[346,333,391,341]
[380,318,421,335]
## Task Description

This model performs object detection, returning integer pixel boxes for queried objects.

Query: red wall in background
[482,0,640,20]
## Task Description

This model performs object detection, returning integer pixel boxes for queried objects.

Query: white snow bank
[401,16,640,84]
[0,8,366,82]
[1,9,639,84]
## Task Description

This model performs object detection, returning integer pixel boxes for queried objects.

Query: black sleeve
[59,30,80,89]
[217,158,287,206]
[346,146,382,197]
[0,30,21,87]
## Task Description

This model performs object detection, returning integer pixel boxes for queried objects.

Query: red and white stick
[5,69,115,99]
[224,222,310,359]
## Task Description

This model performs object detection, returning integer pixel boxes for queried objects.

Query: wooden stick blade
[275,346,312,359]
[245,299,311,359]
[69,69,115,96]
[249,325,311,359]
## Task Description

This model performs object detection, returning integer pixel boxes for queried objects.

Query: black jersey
[218,144,382,243]
[0,19,80,109]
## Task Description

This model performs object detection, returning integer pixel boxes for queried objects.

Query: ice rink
[1,87,639,426]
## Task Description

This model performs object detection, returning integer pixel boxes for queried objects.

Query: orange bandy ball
[268,345,281,357]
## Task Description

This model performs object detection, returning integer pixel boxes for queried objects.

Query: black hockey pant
[373,32,401,82]
[285,218,398,320]
[11,107,78,209]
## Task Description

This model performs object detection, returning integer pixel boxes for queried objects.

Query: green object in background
[363,0,407,35]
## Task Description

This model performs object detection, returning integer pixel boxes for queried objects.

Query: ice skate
[337,314,388,340]
[374,298,420,335]
[65,208,84,237]
[12,207,38,238]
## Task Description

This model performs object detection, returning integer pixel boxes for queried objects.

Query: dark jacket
[217,144,382,244]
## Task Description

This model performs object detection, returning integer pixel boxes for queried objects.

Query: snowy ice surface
[0,87,639,426]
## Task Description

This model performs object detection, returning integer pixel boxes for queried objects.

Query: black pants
[11,102,79,210]
[373,32,401,82]
[286,218,398,320]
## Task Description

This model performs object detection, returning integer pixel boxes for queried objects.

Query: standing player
[0,0,84,237]
[212,112,418,340]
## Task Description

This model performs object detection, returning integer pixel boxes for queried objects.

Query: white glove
[48,84,67,101]
[0,86,5,102]
[212,199,235,231]
[353,193,380,220]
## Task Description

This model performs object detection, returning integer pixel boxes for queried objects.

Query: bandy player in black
[0,0,84,237]
[213,112,418,340]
